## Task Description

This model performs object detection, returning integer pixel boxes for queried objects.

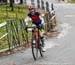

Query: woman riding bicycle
[25,5,46,52]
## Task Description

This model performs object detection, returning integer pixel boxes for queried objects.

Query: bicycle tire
[31,40,39,60]
[39,40,43,57]
[39,46,43,57]
[32,41,43,60]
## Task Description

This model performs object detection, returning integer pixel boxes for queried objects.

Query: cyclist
[25,5,46,52]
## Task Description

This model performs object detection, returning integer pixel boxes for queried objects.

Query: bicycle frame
[26,26,43,60]
[27,26,40,48]
[32,27,40,48]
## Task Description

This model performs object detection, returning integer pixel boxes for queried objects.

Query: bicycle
[26,26,43,60]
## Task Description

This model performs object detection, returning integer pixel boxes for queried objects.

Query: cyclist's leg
[40,37,45,47]
[33,20,46,50]
[40,33,46,52]
[39,25,46,52]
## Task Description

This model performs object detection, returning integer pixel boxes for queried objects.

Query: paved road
[0,0,75,65]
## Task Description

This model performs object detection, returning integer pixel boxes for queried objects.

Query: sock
[41,37,45,47]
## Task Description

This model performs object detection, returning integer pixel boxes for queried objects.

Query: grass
[0,4,29,50]
[67,0,75,3]
[0,6,28,23]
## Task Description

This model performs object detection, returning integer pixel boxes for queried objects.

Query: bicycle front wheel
[32,40,39,60]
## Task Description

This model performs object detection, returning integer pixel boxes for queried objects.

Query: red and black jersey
[28,12,40,21]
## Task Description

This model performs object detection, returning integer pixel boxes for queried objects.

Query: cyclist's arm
[39,15,45,25]
[36,12,45,25]
[24,16,31,26]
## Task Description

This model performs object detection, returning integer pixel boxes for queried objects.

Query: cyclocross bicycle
[26,26,43,60]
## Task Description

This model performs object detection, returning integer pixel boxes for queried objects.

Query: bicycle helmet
[28,5,35,10]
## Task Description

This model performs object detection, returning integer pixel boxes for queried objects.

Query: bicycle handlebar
[25,26,37,31]
[28,26,35,28]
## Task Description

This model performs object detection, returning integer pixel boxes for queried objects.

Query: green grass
[0,4,29,50]
[67,0,75,3]
[0,4,29,23]
[0,37,8,50]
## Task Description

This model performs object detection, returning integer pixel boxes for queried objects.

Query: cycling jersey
[28,12,42,25]
[25,12,44,26]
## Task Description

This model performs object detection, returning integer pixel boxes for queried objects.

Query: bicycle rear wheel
[39,40,43,57]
